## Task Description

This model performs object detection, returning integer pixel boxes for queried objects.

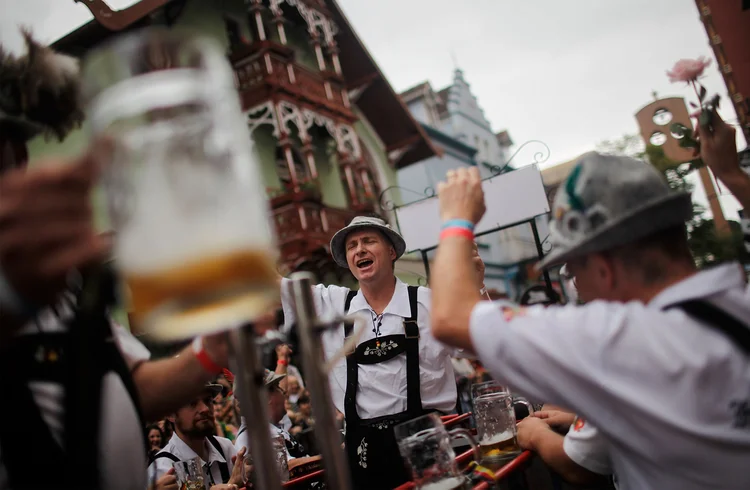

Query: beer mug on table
[81,29,278,340]
[395,413,480,490]
[271,433,290,483]
[471,381,534,463]
[172,458,206,490]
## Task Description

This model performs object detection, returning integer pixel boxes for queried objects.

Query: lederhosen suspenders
[151,436,230,484]
[0,266,147,490]
[343,285,425,490]
[667,299,750,353]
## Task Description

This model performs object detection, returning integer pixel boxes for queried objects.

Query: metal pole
[228,325,282,490]
[420,249,431,283]
[530,219,553,294]
[290,272,352,490]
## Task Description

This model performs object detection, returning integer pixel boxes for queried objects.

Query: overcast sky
[0,0,744,217]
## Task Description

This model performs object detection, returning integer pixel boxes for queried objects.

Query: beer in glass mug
[81,29,278,340]
[471,381,534,465]
[395,413,480,490]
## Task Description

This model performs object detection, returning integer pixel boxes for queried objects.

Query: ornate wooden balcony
[231,41,354,122]
[272,200,359,267]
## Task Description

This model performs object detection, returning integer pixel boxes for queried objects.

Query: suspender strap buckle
[403,320,420,339]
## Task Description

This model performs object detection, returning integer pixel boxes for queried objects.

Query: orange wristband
[192,337,223,375]
[440,227,475,241]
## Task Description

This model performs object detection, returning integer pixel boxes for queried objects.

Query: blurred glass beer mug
[471,381,534,463]
[81,29,278,340]
[172,458,205,490]
[241,434,289,485]
[395,413,480,490]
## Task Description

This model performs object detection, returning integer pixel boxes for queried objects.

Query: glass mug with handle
[471,381,534,464]
[81,28,278,340]
[172,457,206,490]
[242,433,290,485]
[395,413,481,490]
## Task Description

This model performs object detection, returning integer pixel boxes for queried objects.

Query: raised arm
[431,167,486,351]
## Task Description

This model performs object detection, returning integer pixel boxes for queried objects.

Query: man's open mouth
[356,259,374,269]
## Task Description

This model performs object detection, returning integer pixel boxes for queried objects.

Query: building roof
[326,0,440,166]
[495,130,513,148]
[421,124,477,157]
[53,0,439,167]
[435,87,450,119]
[399,81,432,103]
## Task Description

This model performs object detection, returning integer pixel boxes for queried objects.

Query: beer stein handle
[513,397,535,417]
[322,311,369,373]
[448,428,482,463]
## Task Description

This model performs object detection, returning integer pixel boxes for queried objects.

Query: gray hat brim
[264,370,286,389]
[330,222,406,268]
[203,383,224,397]
[538,191,693,270]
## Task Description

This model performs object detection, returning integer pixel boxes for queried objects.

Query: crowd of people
[1,30,750,490]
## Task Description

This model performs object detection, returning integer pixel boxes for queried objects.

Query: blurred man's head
[232,370,287,425]
[169,384,222,440]
[540,152,696,303]
[297,394,312,417]
[330,215,406,286]
[265,373,287,424]
[287,376,300,395]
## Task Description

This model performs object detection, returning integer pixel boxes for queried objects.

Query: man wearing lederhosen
[0,31,238,490]
[280,214,485,489]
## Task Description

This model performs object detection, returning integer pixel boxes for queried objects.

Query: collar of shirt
[347,278,412,317]
[649,263,745,309]
[165,432,228,466]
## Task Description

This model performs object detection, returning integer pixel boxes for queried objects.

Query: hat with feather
[0,28,83,143]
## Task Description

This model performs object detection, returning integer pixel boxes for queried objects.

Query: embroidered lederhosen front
[343,286,425,490]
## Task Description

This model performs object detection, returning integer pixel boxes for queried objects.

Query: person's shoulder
[212,435,236,450]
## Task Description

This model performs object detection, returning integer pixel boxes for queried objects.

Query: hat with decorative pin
[538,152,693,270]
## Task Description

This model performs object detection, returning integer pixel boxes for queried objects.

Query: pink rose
[666,57,711,83]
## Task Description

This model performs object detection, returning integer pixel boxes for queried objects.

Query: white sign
[394,165,550,252]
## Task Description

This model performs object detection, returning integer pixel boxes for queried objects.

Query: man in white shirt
[235,370,308,461]
[429,112,750,490]
[280,214,482,489]
[149,383,244,488]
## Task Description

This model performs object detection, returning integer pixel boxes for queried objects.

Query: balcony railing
[232,41,351,118]
[272,200,358,256]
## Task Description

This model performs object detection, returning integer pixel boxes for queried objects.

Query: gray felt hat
[538,152,693,270]
[329,216,406,268]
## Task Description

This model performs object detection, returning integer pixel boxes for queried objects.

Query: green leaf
[689,101,699,109]
[699,85,707,102]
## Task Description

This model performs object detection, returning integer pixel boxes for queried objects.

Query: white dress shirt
[281,278,457,419]
[234,418,304,462]
[563,417,618,488]
[149,432,237,486]
[0,291,151,490]
[470,263,750,490]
